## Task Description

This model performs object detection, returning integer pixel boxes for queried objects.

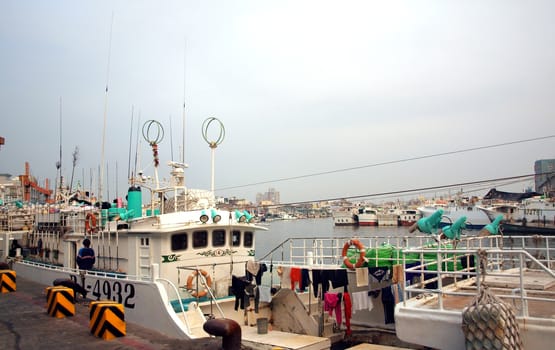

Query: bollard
[89,301,126,340]
[0,270,16,293]
[45,286,75,318]
[203,318,241,350]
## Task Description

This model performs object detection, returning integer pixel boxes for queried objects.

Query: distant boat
[377,209,399,226]
[357,207,378,226]
[418,203,490,230]
[398,208,421,226]
[478,195,555,235]
[331,207,358,226]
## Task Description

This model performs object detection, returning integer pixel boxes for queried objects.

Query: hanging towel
[246,261,260,276]
[279,267,291,289]
[356,267,369,287]
[351,290,373,313]
[258,285,272,303]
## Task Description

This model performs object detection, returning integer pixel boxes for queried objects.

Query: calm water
[255,218,412,258]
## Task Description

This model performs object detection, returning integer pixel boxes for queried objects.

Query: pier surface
[0,276,221,350]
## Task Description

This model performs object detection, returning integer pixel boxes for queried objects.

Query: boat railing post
[151,263,160,280]
[437,249,444,310]
[519,251,528,317]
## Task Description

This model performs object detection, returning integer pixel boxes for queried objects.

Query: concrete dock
[0,276,221,350]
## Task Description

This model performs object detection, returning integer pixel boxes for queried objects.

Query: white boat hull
[14,261,192,339]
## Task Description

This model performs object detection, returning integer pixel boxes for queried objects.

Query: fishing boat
[331,207,358,226]
[478,195,555,233]
[0,122,336,349]
[357,207,378,226]
[395,234,555,350]
[398,208,420,226]
[418,202,490,230]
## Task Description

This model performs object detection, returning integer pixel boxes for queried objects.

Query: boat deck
[409,268,555,319]
[242,326,330,350]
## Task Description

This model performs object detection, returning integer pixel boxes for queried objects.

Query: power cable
[217,135,555,191]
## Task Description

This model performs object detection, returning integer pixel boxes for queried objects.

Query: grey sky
[1,1,554,204]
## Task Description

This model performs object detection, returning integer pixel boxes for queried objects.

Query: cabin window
[232,230,241,247]
[171,233,188,251]
[193,230,208,249]
[212,229,226,247]
[244,231,253,248]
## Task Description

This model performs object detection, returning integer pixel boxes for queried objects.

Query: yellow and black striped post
[0,270,16,293]
[45,286,75,318]
[89,301,126,340]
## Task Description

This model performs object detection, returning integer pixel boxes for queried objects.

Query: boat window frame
[192,230,208,249]
[232,230,241,247]
[212,229,226,247]
[171,233,188,251]
[244,231,253,248]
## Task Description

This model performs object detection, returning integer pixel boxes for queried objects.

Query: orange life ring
[85,213,97,233]
[186,269,212,298]
[342,239,365,270]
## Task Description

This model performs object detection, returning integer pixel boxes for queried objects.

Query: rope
[462,249,523,349]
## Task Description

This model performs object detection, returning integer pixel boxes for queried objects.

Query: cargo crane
[18,162,53,203]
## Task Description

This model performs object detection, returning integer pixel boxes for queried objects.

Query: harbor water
[254,217,542,259]
[255,217,414,259]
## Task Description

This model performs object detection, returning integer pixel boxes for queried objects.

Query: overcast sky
[1,1,555,204]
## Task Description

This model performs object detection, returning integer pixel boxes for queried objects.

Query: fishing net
[461,250,522,350]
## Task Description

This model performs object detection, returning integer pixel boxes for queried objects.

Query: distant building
[256,188,280,205]
[534,159,555,196]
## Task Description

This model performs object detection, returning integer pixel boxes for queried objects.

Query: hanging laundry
[290,268,310,292]
[368,266,389,282]
[247,262,267,285]
[382,286,395,324]
[356,267,369,287]
[231,275,252,311]
[258,285,272,303]
[331,269,349,289]
[324,292,342,327]
[351,290,373,313]
[343,291,352,335]
[246,261,260,276]
[278,266,291,289]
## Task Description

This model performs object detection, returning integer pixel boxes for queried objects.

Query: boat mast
[99,11,114,203]
[55,96,63,202]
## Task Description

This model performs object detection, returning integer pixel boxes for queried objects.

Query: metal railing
[401,235,555,317]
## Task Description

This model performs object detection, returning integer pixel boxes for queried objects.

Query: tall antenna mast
[127,106,134,182]
[99,11,114,203]
[169,116,174,160]
[56,96,63,201]
[181,40,187,164]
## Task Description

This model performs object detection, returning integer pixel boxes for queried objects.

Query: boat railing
[402,235,555,317]
[155,277,194,335]
[16,259,144,281]
[257,235,441,268]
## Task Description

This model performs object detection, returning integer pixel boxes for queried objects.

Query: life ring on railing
[85,213,97,233]
[342,239,366,270]
[186,269,212,298]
